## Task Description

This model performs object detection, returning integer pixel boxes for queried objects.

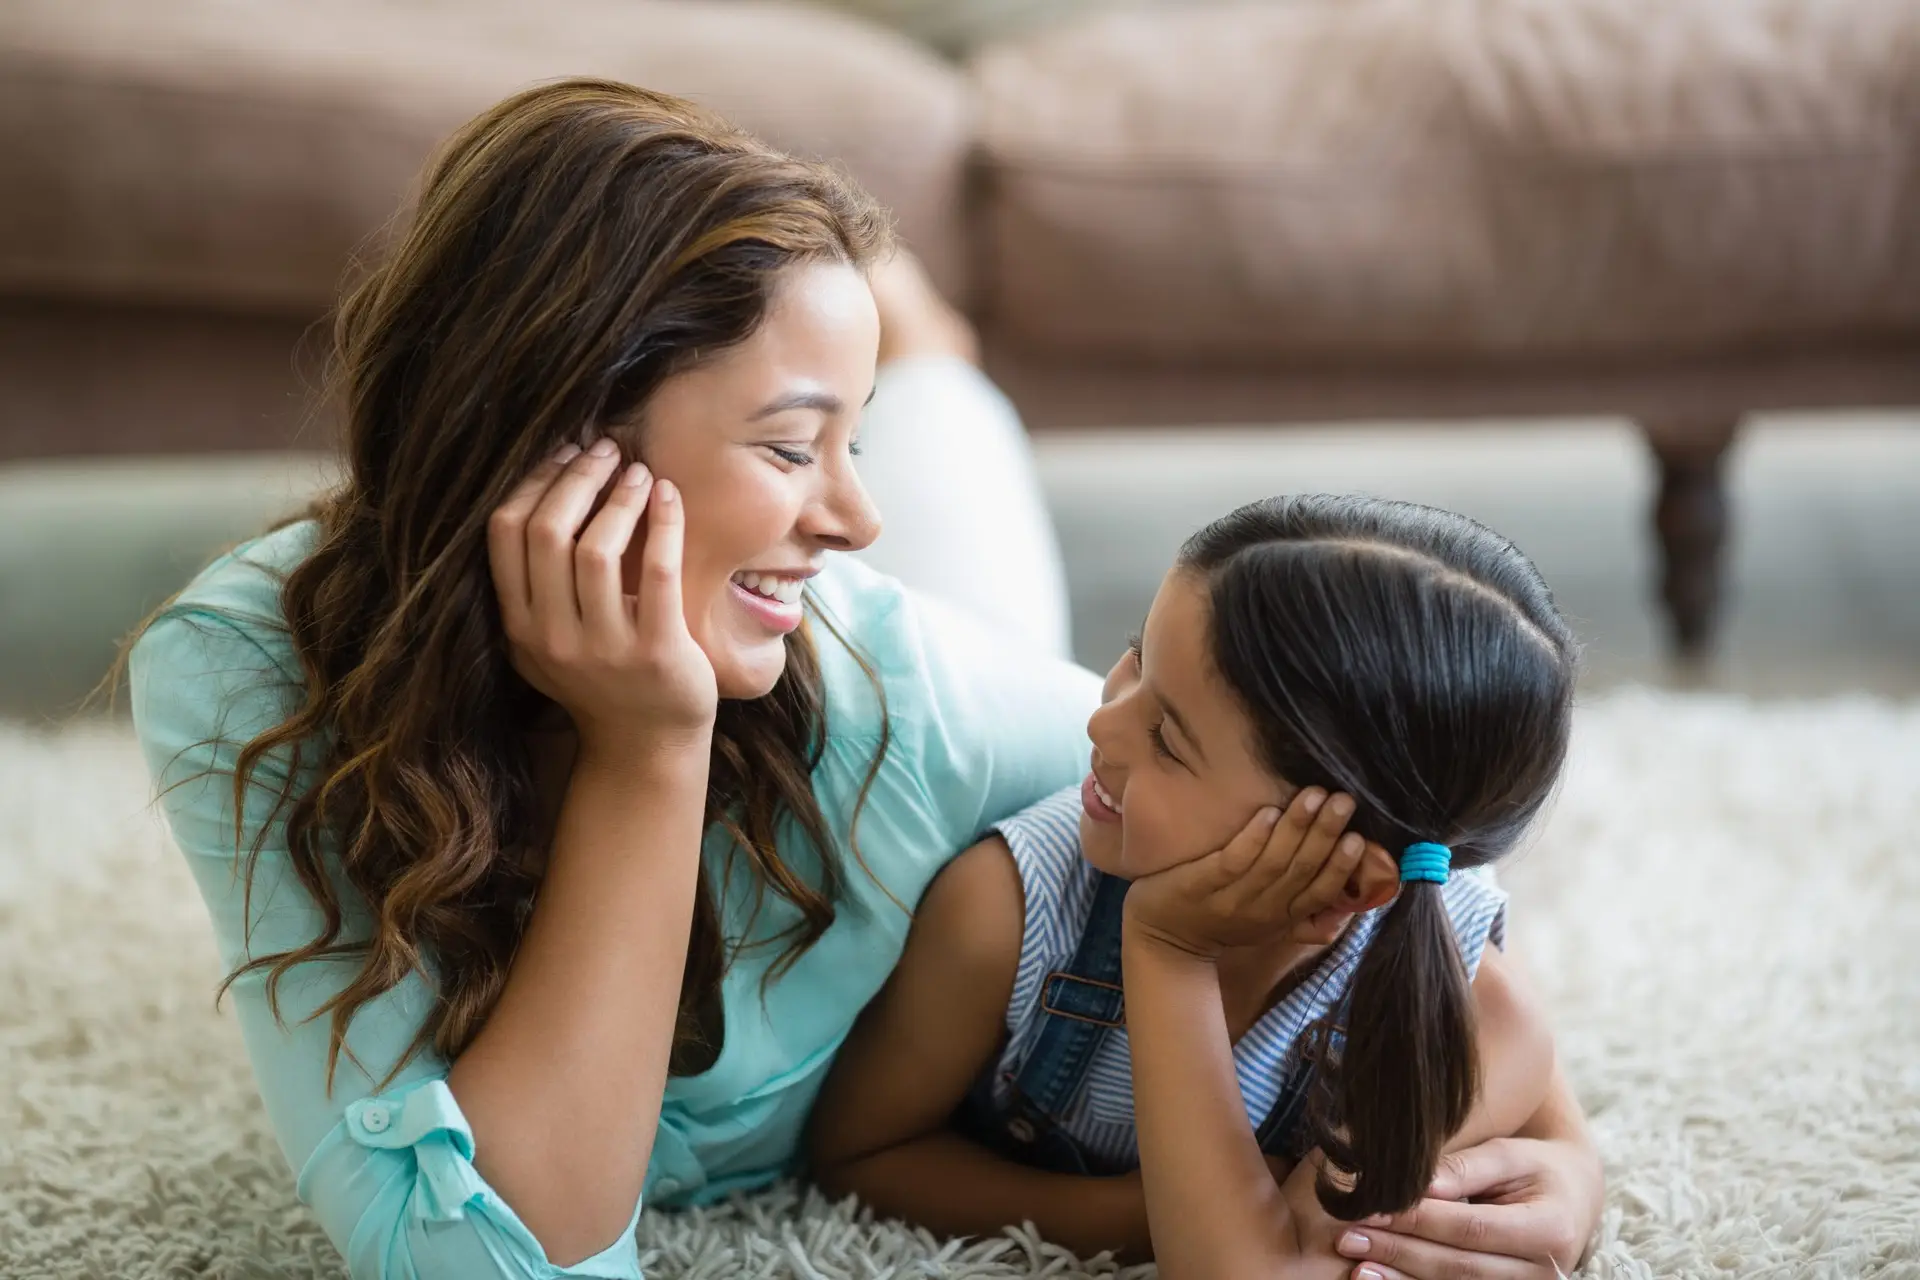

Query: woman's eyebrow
[750,388,844,419]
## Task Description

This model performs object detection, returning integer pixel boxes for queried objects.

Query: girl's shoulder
[988,785,1101,986]
[1339,865,1508,985]
[1439,865,1509,973]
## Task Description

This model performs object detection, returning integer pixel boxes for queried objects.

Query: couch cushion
[973,0,1920,363]
[0,0,972,313]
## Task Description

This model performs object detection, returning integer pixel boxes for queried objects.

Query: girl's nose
[1087,697,1126,765]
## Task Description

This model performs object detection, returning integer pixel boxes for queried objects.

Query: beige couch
[4,0,1917,657]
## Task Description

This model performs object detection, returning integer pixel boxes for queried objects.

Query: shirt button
[361,1103,393,1134]
[655,1177,681,1198]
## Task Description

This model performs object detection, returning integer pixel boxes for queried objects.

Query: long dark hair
[1178,494,1578,1219]
[161,79,894,1087]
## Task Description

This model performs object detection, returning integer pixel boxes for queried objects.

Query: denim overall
[956,871,1322,1176]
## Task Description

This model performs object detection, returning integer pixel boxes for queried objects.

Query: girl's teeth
[1093,778,1121,813]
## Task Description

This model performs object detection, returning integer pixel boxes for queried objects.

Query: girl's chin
[1076,817,1129,877]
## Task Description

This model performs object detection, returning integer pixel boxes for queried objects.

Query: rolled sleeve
[299,1078,644,1280]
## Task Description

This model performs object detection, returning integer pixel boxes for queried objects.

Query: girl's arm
[1125,935,1556,1279]
[807,838,1153,1260]
[1120,787,1556,1280]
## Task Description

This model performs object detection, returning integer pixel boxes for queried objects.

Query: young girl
[808,495,1580,1277]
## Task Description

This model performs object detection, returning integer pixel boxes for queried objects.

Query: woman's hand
[488,439,718,752]
[1331,1136,1602,1279]
[1123,789,1369,959]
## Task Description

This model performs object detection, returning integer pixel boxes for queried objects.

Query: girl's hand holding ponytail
[488,439,719,754]
[1123,787,1373,959]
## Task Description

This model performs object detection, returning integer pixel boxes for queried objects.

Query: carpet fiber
[3,692,1918,1278]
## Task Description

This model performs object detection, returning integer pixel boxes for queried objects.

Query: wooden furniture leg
[1642,417,1741,662]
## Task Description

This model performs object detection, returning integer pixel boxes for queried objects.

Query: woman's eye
[766,445,815,468]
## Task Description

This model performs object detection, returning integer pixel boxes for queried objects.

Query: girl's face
[1080,568,1299,879]
[628,261,883,699]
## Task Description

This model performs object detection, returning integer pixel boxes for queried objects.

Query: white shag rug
[3,692,1919,1279]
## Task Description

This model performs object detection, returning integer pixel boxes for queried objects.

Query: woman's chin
[711,643,788,701]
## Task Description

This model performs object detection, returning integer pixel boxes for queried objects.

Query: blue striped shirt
[988,786,1508,1168]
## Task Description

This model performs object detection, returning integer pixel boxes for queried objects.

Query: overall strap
[1007,871,1131,1115]
[1253,1049,1321,1160]
[1255,991,1353,1161]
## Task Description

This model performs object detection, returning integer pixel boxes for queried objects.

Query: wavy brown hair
[198,79,894,1086]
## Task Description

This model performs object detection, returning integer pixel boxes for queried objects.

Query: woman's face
[628,261,882,699]
[1079,568,1297,879]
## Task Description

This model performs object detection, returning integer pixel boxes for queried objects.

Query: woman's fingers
[635,478,687,641]
[526,439,624,623]
[1359,1197,1570,1262]
[1334,1226,1540,1280]
[488,442,581,623]
[575,463,652,635]
[1423,1138,1532,1202]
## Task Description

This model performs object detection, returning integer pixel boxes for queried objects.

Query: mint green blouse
[130,521,1100,1280]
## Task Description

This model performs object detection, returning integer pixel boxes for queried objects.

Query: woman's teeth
[1092,776,1122,814]
[734,571,804,606]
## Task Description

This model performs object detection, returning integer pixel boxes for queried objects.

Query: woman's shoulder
[129,521,320,754]
[805,556,1100,746]
[134,520,319,682]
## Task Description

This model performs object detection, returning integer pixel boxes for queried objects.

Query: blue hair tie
[1399,842,1452,885]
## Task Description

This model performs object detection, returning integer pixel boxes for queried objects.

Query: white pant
[852,356,1072,660]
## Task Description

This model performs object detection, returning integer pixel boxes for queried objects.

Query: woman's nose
[803,467,882,552]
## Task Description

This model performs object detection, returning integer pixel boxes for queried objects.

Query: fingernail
[554,443,582,463]
[656,479,677,503]
[1341,833,1364,856]
[1336,1231,1370,1258]
[1330,794,1355,819]
[1259,806,1282,826]
[1301,788,1326,814]
[1356,1267,1386,1280]
[1361,1214,1390,1228]
[620,462,649,488]
[588,436,618,458]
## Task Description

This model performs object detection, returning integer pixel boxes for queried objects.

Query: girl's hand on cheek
[487,441,719,756]
[1122,788,1368,959]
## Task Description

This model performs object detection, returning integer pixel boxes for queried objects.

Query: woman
[130,79,1602,1280]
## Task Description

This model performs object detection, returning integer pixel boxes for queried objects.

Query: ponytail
[1312,880,1479,1220]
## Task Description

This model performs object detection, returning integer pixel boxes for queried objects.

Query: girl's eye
[766,445,815,468]
[1126,632,1143,668]
[1148,720,1178,762]
[849,437,865,458]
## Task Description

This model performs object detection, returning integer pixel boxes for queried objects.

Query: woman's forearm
[818,1129,1152,1261]
[448,737,711,1266]
[1122,926,1303,1279]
